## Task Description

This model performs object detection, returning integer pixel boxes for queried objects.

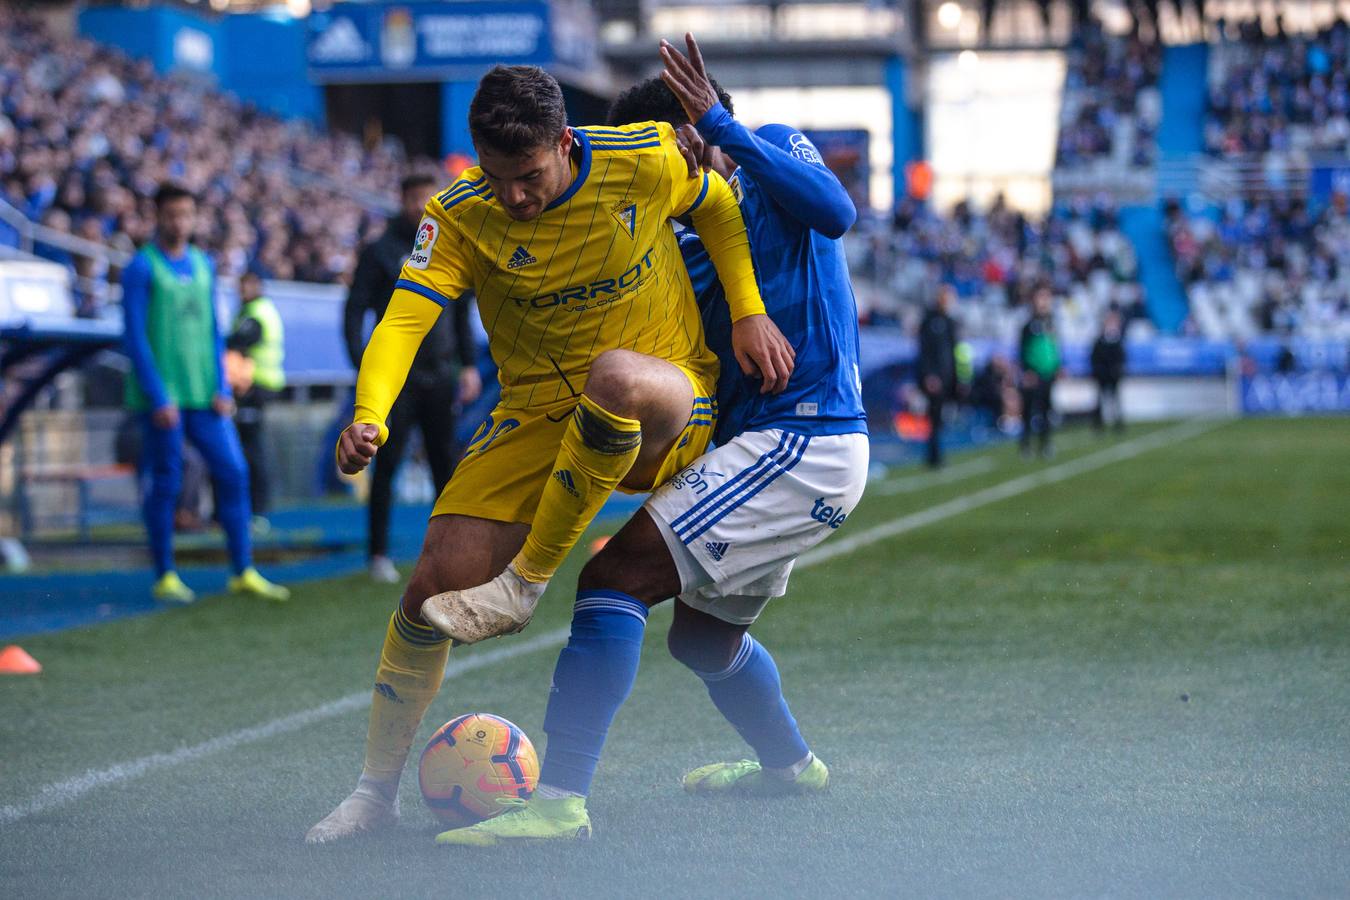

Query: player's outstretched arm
[701,109,855,238]
[343,288,441,470]
[661,33,856,238]
[341,202,472,472]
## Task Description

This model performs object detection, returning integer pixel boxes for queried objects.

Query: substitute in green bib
[1019,285,1062,460]
[227,270,286,523]
[121,182,289,604]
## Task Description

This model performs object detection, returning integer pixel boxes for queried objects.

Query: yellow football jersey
[352,121,763,439]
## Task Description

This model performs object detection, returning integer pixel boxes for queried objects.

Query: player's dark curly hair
[469,65,568,156]
[607,76,734,128]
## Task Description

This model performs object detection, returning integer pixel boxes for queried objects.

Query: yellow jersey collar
[545,127,592,212]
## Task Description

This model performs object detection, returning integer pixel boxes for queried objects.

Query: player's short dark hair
[153,182,195,209]
[607,76,734,128]
[469,65,567,156]
[400,173,438,196]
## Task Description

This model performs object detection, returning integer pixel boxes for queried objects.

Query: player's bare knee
[667,624,738,673]
[578,548,651,602]
[583,350,645,418]
[577,551,616,593]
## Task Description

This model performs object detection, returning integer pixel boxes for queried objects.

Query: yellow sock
[362,606,451,782]
[516,394,641,582]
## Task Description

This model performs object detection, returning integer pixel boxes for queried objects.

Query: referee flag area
[2,419,1346,896]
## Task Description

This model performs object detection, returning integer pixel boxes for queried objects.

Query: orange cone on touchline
[0,645,41,674]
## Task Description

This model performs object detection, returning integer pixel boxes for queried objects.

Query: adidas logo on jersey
[703,541,730,561]
[507,245,538,270]
[553,469,580,498]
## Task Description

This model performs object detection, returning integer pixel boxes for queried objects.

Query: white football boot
[420,563,547,644]
[304,775,399,844]
[368,555,400,584]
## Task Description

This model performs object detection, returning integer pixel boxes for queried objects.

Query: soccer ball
[418,713,540,827]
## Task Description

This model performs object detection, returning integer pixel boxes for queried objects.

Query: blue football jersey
[679,105,867,445]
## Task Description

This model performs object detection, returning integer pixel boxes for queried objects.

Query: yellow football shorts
[431,365,718,525]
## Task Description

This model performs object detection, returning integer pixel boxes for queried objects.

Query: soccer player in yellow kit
[306,65,793,843]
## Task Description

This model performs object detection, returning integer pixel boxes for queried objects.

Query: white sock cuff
[534,782,585,800]
[764,752,814,780]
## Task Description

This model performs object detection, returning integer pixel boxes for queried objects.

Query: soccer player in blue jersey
[436,33,869,847]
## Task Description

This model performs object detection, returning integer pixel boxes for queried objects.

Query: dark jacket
[917,308,957,394]
[344,215,475,387]
[1090,332,1126,384]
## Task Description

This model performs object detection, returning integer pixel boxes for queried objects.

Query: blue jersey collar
[545,128,591,212]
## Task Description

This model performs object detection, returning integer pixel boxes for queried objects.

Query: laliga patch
[407,217,438,270]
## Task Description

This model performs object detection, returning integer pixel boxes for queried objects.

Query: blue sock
[539,590,648,796]
[692,634,811,770]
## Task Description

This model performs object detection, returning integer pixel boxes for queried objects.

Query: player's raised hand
[673,124,712,177]
[660,33,719,125]
[732,314,796,394]
[337,423,381,475]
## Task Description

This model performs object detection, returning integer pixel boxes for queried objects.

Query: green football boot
[682,755,830,796]
[152,571,196,604]
[228,567,290,602]
[435,796,592,847]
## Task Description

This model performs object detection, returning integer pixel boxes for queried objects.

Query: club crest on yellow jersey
[610,199,638,238]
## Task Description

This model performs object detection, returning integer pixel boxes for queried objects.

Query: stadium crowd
[1056,22,1162,169]
[1166,192,1350,340]
[1206,18,1350,157]
[0,7,428,309]
[1158,12,1350,340]
[853,193,1144,345]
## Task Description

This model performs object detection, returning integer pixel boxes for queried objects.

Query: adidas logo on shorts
[703,541,729,561]
[553,468,580,498]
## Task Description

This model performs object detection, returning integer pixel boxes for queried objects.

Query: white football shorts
[645,428,869,624]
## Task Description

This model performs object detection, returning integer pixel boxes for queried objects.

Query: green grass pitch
[2,418,1347,897]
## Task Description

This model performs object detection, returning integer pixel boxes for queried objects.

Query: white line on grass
[0,418,1221,826]
[0,627,569,826]
[872,457,996,495]
[801,418,1222,568]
